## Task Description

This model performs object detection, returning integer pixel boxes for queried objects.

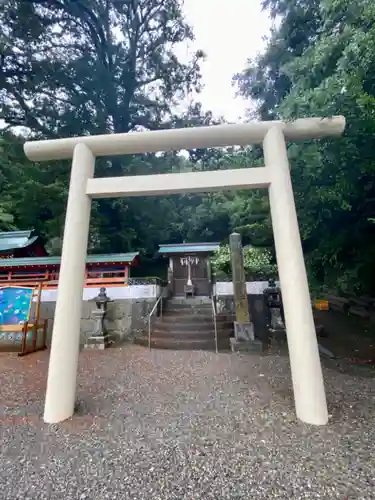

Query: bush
[211,244,277,280]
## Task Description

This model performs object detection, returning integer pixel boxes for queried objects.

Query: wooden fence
[0,269,129,289]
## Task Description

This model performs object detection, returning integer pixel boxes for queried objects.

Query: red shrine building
[0,230,139,288]
[0,230,47,259]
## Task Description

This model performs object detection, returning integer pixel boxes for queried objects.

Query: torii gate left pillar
[43,143,95,422]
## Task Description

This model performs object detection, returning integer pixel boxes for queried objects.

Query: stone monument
[84,287,112,350]
[229,233,262,352]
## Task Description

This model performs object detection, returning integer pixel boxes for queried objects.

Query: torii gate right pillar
[263,126,328,425]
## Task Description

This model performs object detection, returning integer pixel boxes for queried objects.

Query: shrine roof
[0,252,139,269]
[158,243,220,255]
[0,230,39,252]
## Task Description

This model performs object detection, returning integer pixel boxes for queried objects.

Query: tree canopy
[0,0,212,252]
[0,0,204,137]
[234,0,375,292]
[1,0,375,293]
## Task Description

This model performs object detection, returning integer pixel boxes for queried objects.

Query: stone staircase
[134,297,233,351]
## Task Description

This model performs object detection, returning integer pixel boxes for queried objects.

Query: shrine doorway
[172,256,209,296]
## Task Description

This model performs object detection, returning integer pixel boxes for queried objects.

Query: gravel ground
[1,345,374,499]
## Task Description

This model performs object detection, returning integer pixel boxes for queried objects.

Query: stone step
[154,320,233,333]
[0,344,22,353]
[134,336,231,351]
[158,315,234,328]
[324,294,349,304]
[167,297,211,305]
[323,294,349,312]
[162,309,214,317]
[230,338,264,353]
[348,296,370,309]
[159,314,213,323]
[164,303,212,312]
[348,306,370,318]
[150,329,230,341]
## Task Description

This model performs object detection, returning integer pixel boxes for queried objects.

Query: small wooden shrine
[159,242,220,297]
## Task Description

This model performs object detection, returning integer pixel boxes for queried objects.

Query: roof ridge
[0,252,140,268]
[0,229,33,239]
[159,242,220,247]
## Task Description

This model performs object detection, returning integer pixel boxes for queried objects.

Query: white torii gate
[24,116,345,426]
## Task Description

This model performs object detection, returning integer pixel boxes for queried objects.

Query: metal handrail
[211,294,218,354]
[148,290,164,350]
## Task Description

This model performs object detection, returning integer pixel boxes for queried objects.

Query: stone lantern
[95,287,110,312]
[263,279,285,331]
[84,287,112,349]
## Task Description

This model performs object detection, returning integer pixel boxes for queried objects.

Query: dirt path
[314,309,375,365]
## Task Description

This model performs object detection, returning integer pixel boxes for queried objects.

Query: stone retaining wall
[38,298,156,346]
[216,294,269,343]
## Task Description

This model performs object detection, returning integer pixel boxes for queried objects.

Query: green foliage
[0,0,204,137]
[0,1,276,258]
[3,0,375,299]
[0,133,69,243]
[234,0,375,294]
[211,244,277,280]
[0,1,277,262]
[0,0,211,253]
[0,206,16,231]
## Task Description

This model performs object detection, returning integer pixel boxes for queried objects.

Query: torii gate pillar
[264,127,328,425]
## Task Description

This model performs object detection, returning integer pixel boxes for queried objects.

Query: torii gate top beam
[24,116,345,162]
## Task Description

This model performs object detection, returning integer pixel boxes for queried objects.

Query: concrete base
[230,337,264,353]
[84,342,106,350]
[234,321,254,341]
[84,334,112,350]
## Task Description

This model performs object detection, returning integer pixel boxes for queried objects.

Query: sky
[180,0,271,122]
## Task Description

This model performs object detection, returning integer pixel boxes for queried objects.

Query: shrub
[211,244,277,280]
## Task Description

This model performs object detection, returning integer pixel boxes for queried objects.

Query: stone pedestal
[270,308,284,330]
[230,320,264,353]
[234,321,254,341]
[84,309,111,350]
[184,283,195,298]
[230,337,264,352]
